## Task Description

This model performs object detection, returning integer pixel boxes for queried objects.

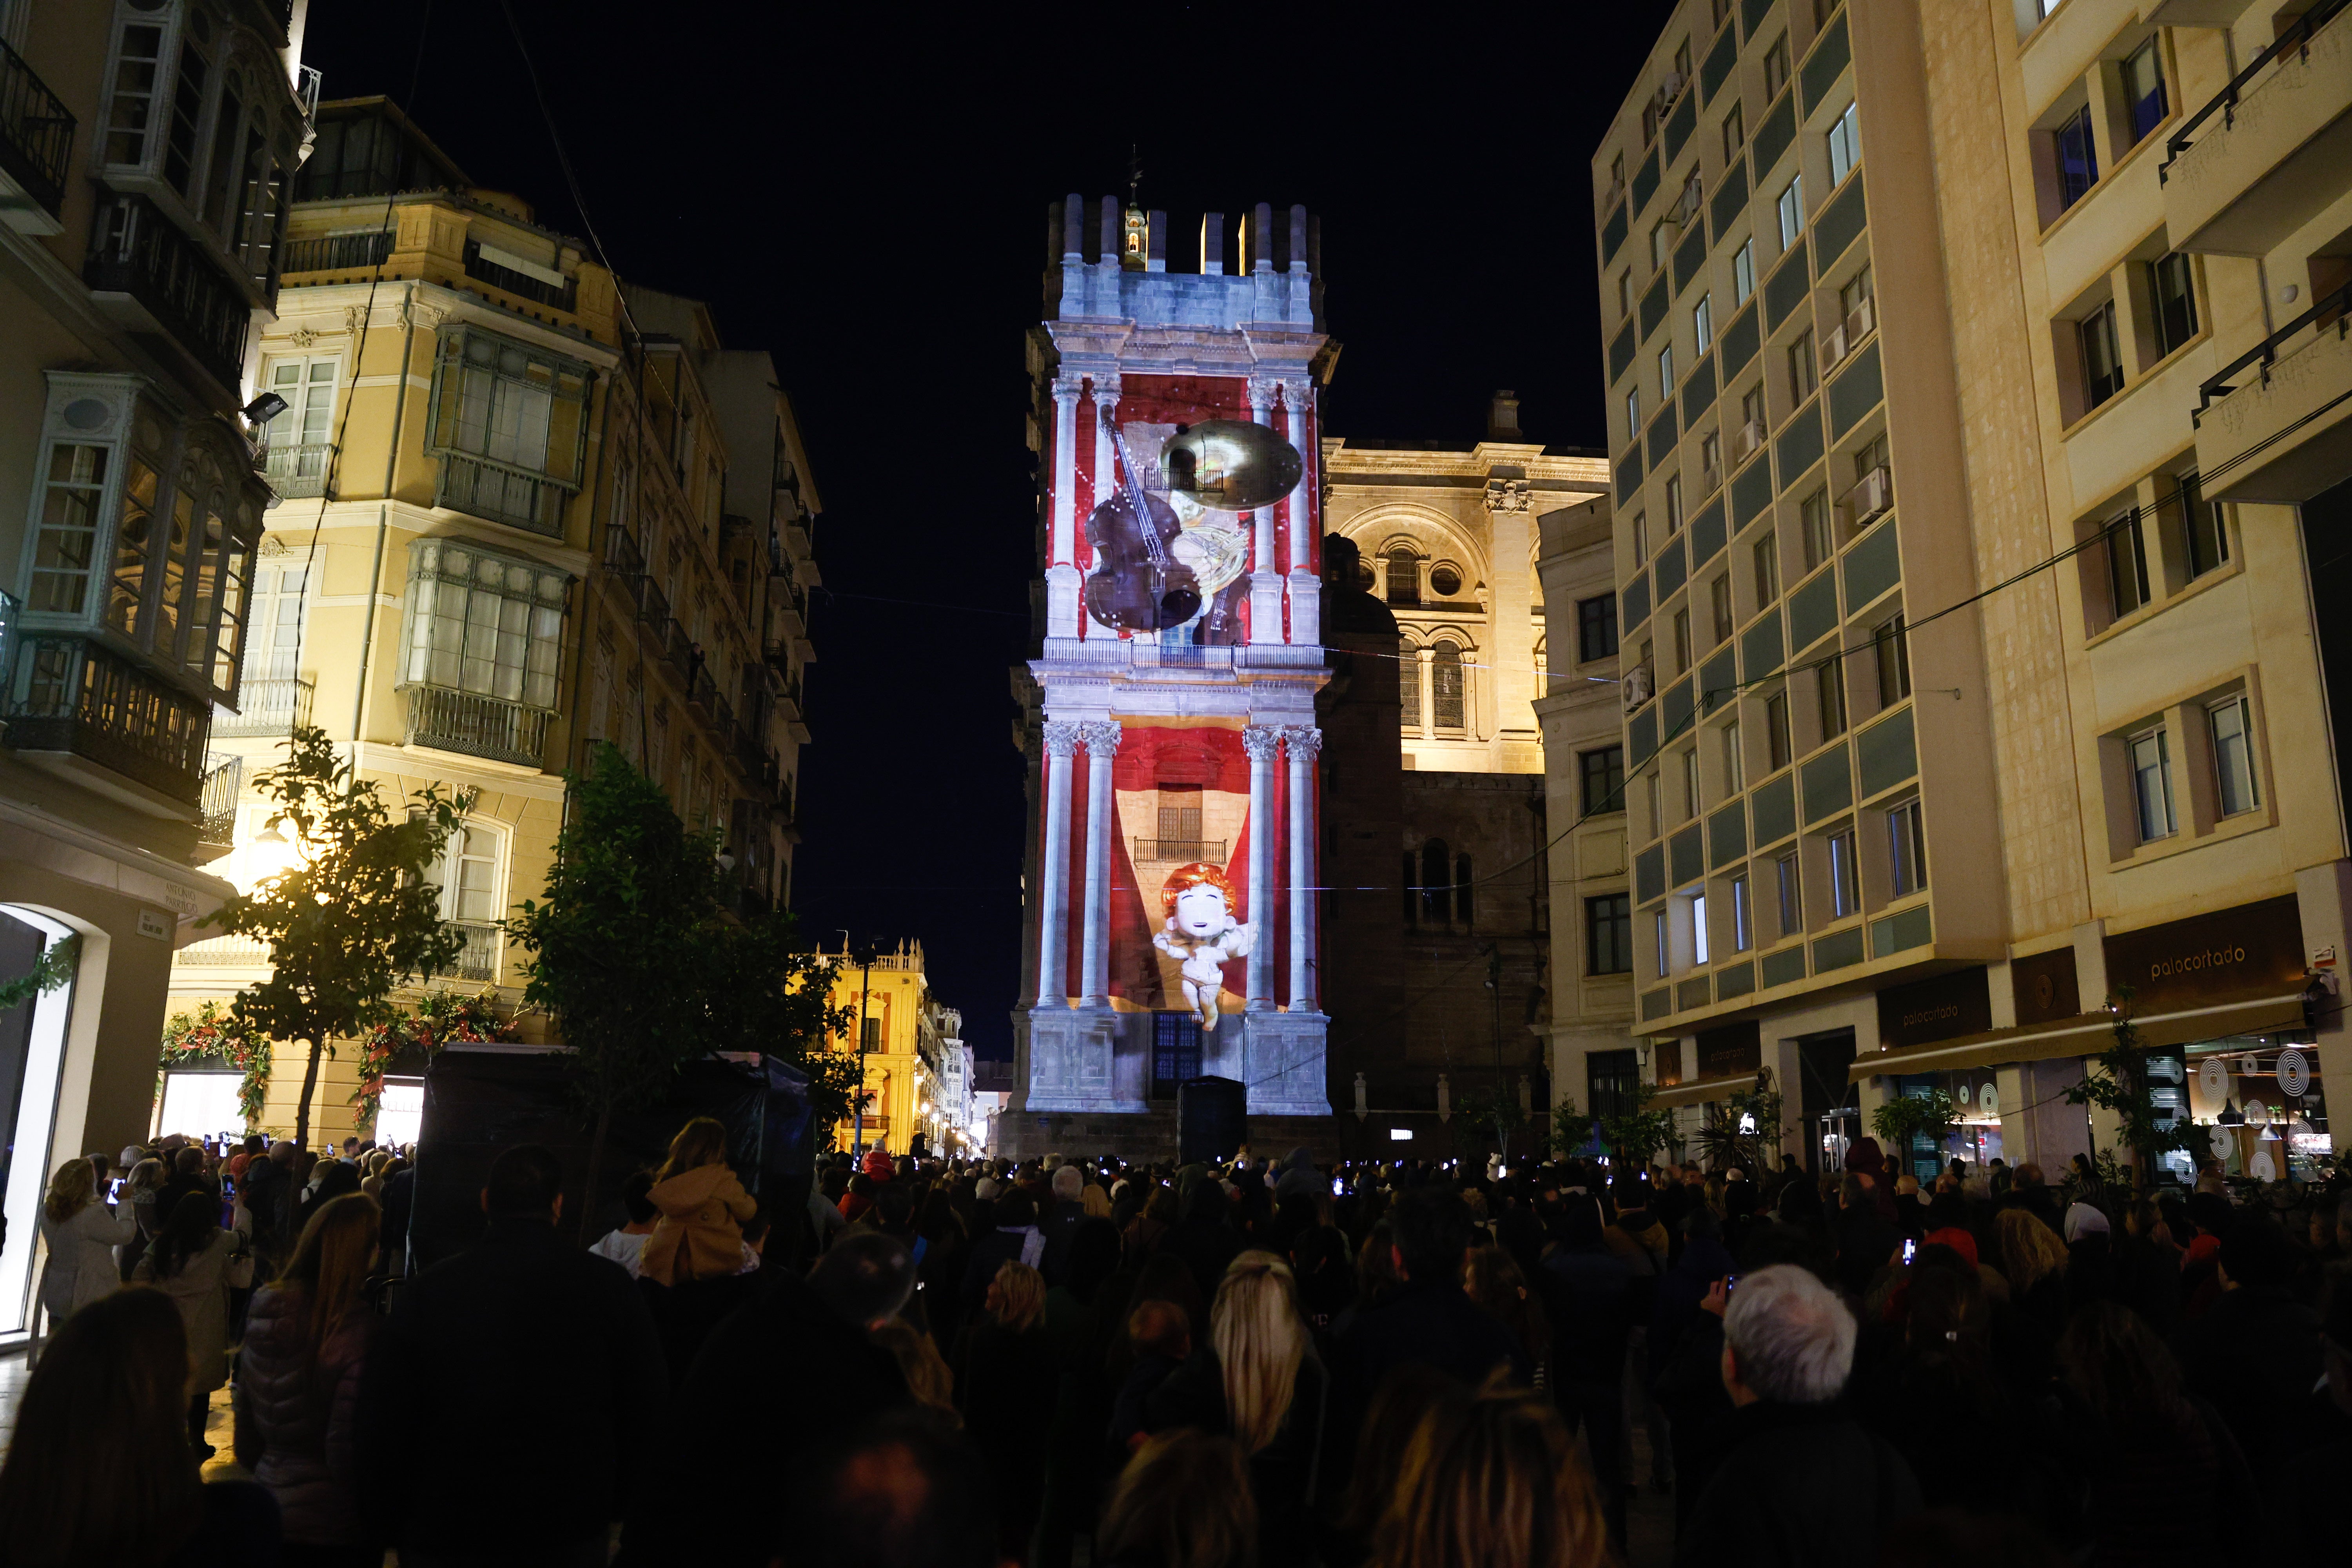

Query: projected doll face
[1172,884,1230,938]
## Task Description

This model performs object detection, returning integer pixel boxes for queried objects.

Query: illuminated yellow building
[824,941,969,1157]
[164,98,819,1146]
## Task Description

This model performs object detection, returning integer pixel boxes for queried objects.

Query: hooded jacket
[639,1162,757,1287]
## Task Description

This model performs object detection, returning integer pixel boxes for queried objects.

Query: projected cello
[1084,408,1201,632]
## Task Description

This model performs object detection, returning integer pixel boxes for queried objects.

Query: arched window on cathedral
[1398,636,1421,727]
[1432,641,1465,730]
[1420,838,1450,924]
[1385,547,1419,606]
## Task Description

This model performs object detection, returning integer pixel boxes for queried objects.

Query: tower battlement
[1044,196,1322,332]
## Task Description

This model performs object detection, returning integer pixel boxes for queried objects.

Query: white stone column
[1047,379,1082,638]
[1247,382,1283,644]
[1090,376,1122,513]
[1077,720,1122,1007]
[1283,725,1322,1011]
[1035,722,1079,1005]
[1243,725,1281,1009]
[1418,648,1437,740]
[1285,382,1320,646]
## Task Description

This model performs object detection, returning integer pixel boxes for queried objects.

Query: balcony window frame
[1828,827,1860,917]
[397,535,571,715]
[424,325,596,538]
[2178,472,2229,580]
[2148,252,2198,360]
[1722,101,1745,162]
[1886,796,1927,897]
[1752,530,1779,610]
[1776,174,1805,250]
[2122,35,2168,149]
[1693,293,1713,354]
[2079,299,2125,411]
[14,370,260,709]
[1733,238,1756,305]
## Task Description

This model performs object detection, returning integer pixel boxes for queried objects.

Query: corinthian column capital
[1242,724,1283,761]
[1279,724,1323,759]
[1078,720,1124,759]
[1042,720,1082,757]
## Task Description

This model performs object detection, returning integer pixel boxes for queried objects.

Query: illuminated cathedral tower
[1007,196,1339,1156]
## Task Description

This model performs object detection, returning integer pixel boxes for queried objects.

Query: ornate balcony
[0,34,74,233]
[281,230,392,275]
[213,674,315,737]
[447,919,500,982]
[401,684,549,768]
[2,634,211,807]
[84,192,252,390]
[261,441,334,499]
[196,753,241,858]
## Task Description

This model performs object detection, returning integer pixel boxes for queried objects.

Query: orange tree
[507,744,850,1238]
[199,726,470,1149]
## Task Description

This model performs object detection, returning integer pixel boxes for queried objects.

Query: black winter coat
[1674,1400,1923,1568]
[356,1217,666,1562]
[621,1267,911,1567]
[233,1283,376,1546]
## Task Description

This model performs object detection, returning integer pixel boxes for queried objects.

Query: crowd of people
[4,1126,2350,1568]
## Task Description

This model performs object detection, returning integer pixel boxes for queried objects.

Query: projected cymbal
[1160,420,1303,512]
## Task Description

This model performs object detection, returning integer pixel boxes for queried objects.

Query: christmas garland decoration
[159,1000,274,1131]
[0,935,79,1013]
[350,989,517,1137]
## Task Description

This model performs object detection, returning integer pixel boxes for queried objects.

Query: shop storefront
[2104,896,2328,1187]
[1848,895,2325,1186]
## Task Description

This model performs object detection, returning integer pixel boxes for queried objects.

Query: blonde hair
[1998,1208,2069,1294]
[1376,1376,1611,1568]
[1100,1430,1258,1568]
[43,1158,95,1225]
[366,1150,393,1178]
[1213,1249,1311,1455]
[1082,1183,1112,1220]
[989,1259,1045,1333]
[868,1319,959,1428]
[655,1116,729,1182]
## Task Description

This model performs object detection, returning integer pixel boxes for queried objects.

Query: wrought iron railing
[214,674,315,737]
[0,34,74,220]
[447,919,500,982]
[261,441,334,499]
[84,192,251,388]
[198,753,241,848]
[280,230,390,273]
[175,934,271,966]
[1132,839,1227,864]
[402,684,549,768]
[3,635,210,804]
[461,239,577,310]
[434,451,567,537]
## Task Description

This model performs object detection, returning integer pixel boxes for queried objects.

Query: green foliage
[350,989,517,1137]
[160,1000,273,1132]
[2064,985,2196,1187]
[1549,1094,1600,1159]
[200,726,468,1147]
[1455,1081,1529,1165]
[0,933,79,1013]
[1871,1088,1960,1154]
[1601,1080,1681,1169]
[1691,1070,1791,1173]
[506,745,856,1163]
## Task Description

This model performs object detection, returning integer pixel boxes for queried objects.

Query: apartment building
[0,0,317,1341]
[1589,0,2348,1183]
[165,98,818,1143]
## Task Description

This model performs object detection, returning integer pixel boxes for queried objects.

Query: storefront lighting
[2217,1098,2245,1125]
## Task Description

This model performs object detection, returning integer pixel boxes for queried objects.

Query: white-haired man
[1674,1265,1922,1568]
[1040,1161,1089,1283]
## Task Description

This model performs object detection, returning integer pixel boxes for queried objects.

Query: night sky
[300,0,1679,1057]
